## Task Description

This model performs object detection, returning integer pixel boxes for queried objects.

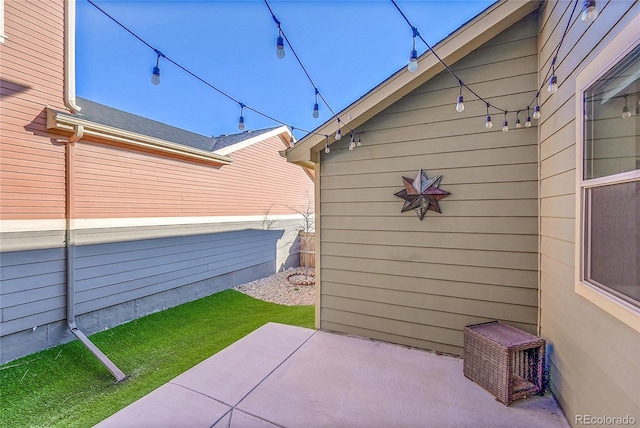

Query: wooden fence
[299,231,315,268]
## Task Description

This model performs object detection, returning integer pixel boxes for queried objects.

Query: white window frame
[575,12,640,333]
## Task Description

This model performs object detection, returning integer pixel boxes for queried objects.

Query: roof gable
[286,0,540,165]
[212,126,290,155]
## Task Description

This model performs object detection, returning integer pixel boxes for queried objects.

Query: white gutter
[47,107,233,166]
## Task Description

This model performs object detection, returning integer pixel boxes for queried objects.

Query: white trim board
[1,215,306,233]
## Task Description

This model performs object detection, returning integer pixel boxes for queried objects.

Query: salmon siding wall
[1,0,67,220]
[0,0,313,222]
[73,135,313,219]
[0,1,314,364]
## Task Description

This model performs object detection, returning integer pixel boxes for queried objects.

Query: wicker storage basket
[463,321,545,405]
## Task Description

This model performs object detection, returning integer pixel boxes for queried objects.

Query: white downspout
[65,0,81,113]
[64,2,126,382]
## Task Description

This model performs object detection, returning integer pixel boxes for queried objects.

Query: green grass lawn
[0,290,314,428]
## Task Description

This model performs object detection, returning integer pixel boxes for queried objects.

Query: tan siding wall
[318,14,539,355]
[72,135,313,218]
[0,0,67,220]
[538,0,640,422]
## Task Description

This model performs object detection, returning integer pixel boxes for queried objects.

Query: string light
[324,136,330,154]
[151,50,163,85]
[93,0,586,147]
[238,103,245,130]
[349,133,356,150]
[456,80,464,112]
[408,27,419,73]
[391,0,583,134]
[502,111,509,132]
[88,0,330,141]
[290,127,295,148]
[313,88,320,118]
[581,0,598,22]
[276,30,285,59]
[485,103,493,129]
[533,93,541,119]
[515,110,522,128]
[357,133,362,146]
[548,74,558,94]
[622,95,631,119]
[264,0,357,152]
[272,12,285,59]
[548,58,558,94]
[533,105,541,119]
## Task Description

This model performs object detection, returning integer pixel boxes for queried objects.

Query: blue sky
[76,0,495,139]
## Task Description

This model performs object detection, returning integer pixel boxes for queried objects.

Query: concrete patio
[96,322,570,428]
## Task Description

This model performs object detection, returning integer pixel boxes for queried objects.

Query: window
[576,15,640,331]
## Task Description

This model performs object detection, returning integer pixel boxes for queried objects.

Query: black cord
[391,0,581,113]
[264,0,354,134]
[86,0,325,138]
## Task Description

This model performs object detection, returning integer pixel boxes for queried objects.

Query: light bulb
[485,115,493,129]
[335,128,342,140]
[502,121,509,132]
[348,142,355,151]
[456,95,465,112]
[290,136,295,148]
[313,103,319,118]
[151,66,160,85]
[408,49,418,73]
[547,74,558,94]
[525,116,532,127]
[516,118,522,128]
[325,144,330,154]
[622,96,632,118]
[357,135,362,146]
[581,0,598,22]
[276,35,285,59]
[238,116,245,131]
[533,105,541,120]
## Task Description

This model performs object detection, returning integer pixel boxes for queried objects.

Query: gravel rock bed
[234,268,315,306]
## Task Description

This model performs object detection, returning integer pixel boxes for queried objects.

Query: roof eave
[212,125,292,155]
[46,107,233,166]
[286,0,540,165]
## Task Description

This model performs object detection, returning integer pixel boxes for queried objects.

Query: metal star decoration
[394,169,450,220]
